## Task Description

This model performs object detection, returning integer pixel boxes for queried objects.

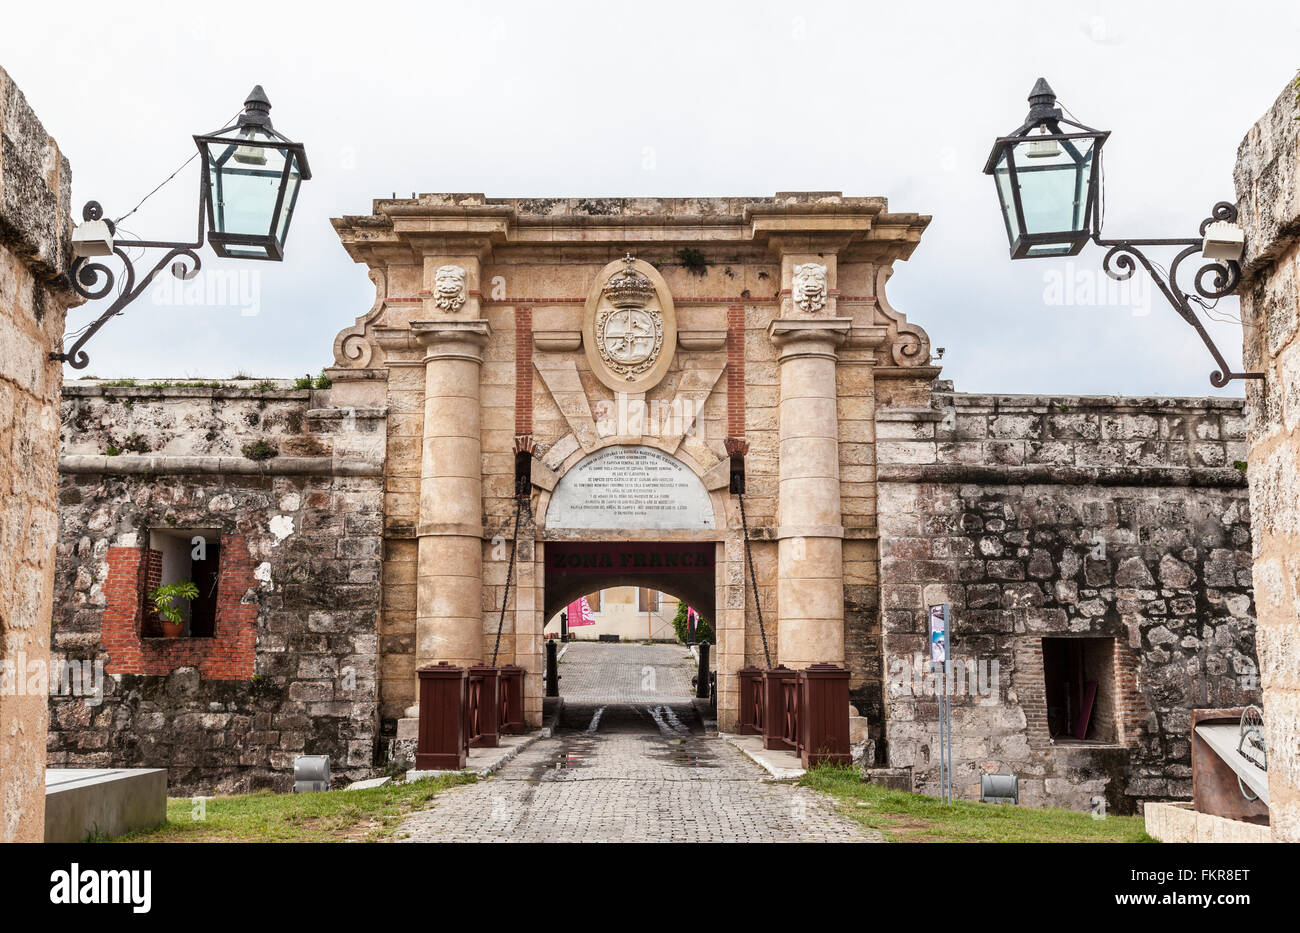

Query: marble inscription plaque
[546,446,714,530]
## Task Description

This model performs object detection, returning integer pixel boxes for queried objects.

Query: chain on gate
[731,444,771,669]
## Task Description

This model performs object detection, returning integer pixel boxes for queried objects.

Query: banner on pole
[928,603,949,669]
[567,597,596,627]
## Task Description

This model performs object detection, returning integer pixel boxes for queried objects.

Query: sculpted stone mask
[792,262,828,313]
[434,265,467,311]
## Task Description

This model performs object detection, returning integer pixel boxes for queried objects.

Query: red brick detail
[1113,639,1147,745]
[515,306,533,436]
[727,304,746,439]
[101,536,257,680]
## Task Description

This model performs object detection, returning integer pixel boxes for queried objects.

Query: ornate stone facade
[45,191,1263,811]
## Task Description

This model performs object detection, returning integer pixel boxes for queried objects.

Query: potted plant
[149,581,198,638]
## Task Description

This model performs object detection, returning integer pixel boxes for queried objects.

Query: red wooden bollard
[737,667,764,735]
[798,663,851,767]
[498,665,525,734]
[761,667,799,751]
[467,665,501,748]
[415,662,468,770]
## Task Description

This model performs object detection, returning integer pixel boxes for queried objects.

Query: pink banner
[567,597,596,627]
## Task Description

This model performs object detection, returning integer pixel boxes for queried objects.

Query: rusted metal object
[798,663,851,767]
[737,667,763,735]
[467,666,501,748]
[1191,707,1270,824]
[498,665,526,734]
[762,667,799,752]
[415,662,468,770]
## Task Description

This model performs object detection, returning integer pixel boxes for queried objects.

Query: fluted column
[412,319,491,672]
[769,317,851,668]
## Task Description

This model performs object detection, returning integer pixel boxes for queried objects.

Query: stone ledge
[937,392,1246,413]
[63,382,313,400]
[876,463,1247,488]
[59,454,382,476]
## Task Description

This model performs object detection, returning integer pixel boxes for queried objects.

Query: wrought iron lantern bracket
[1091,201,1262,388]
[52,195,207,370]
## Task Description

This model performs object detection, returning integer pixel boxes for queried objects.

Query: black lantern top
[984,79,1109,259]
[194,86,312,261]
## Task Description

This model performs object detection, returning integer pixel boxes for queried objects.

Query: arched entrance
[532,445,728,720]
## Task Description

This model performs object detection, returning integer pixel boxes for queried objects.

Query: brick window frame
[1015,636,1147,749]
[102,534,257,679]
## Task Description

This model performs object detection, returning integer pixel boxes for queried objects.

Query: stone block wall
[0,65,76,842]
[876,388,1257,813]
[1235,75,1300,841]
[48,382,386,794]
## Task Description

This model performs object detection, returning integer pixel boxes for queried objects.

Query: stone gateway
[47,192,1258,813]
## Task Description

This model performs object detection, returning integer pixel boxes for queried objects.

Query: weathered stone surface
[1235,75,1300,841]
[48,386,384,795]
[878,390,1256,814]
[0,65,77,843]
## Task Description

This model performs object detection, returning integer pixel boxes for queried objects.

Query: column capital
[767,317,852,361]
[411,319,492,363]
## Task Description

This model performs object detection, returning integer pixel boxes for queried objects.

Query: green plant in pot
[150,581,198,638]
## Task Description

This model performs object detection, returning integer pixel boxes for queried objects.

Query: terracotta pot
[160,620,185,638]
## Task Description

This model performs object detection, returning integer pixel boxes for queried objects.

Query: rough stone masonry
[1235,75,1300,842]
[0,65,78,842]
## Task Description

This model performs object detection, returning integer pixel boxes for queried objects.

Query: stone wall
[48,382,386,794]
[1235,75,1300,841]
[0,65,76,842]
[876,387,1257,813]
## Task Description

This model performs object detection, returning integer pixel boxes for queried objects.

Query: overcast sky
[3,1,1297,396]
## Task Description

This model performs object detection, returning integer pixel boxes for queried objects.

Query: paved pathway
[557,641,700,702]
[397,644,876,843]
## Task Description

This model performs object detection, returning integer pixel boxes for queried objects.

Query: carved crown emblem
[601,254,656,308]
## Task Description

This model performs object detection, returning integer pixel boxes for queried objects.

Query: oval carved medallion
[583,255,676,393]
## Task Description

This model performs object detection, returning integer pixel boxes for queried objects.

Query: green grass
[801,765,1155,843]
[109,774,476,843]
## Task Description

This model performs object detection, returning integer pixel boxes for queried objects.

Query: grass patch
[801,765,1155,843]
[109,774,476,843]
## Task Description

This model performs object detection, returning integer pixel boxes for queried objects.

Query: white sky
[3,0,1297,396]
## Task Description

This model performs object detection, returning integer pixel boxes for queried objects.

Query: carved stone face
[792,263,828,313]
[433,265,467,311]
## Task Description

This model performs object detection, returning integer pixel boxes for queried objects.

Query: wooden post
[415,663,468,770]
[798,663,851,767]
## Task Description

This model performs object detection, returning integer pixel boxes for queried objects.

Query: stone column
[769,317,852,668]
[412,319,491,674]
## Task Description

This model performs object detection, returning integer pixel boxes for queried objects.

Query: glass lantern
[194,86,311,261]
[984,79,1109,259]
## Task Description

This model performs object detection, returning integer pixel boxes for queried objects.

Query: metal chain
[736,491,771,669]
[491,496,524,668]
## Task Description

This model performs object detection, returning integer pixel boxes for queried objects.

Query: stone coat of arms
[594,256,665,381]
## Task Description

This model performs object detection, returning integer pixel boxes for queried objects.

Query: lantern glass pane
[208,134,290,239]
[992,149,1022,245]
[273,155,303,247]
[1010,136,1094,237]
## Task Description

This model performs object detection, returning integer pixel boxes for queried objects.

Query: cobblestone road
[557,641,701,702]
[397,644,877,843]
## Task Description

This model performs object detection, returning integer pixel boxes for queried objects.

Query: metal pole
[941,662,951,805]
[696,641,711,699]
[545,638,559,698]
